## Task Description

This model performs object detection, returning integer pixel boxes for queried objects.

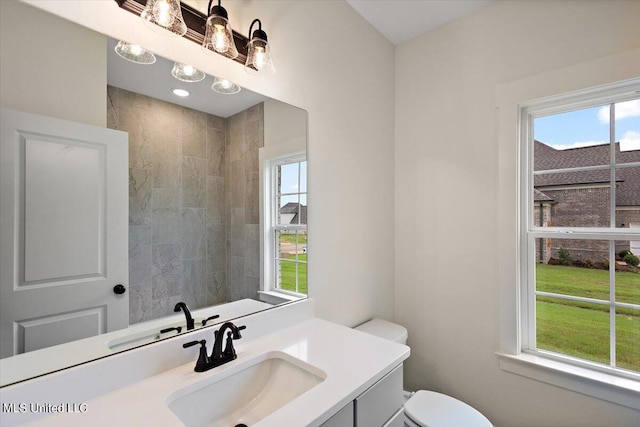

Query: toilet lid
[404,391,492,427]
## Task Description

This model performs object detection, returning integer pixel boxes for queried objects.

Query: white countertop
[1,299,272,387]
[26,318,409,427]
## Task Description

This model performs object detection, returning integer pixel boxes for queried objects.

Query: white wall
[395,1,640,426]
[0,1,106,127]
[22,0,396,327]
[264,99,307,148]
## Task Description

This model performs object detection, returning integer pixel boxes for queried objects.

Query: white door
[631,223,640,256]
[0,108,129,358]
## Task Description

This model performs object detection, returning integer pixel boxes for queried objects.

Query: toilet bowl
[355,319,492,427]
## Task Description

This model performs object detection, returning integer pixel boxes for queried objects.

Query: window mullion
[608,103,617,369]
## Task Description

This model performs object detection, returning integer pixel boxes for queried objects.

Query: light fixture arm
[248,19,267,43]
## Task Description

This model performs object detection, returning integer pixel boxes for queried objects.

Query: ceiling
[346,0,495,45]
[107,38,268,118]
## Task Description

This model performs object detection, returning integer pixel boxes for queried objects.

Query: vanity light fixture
[171,62,206,82]
[202,0,238,59]
[245,19,275,75]
[116,0,275,75]
[172,88,190,97]
[140,0,187,36]
[114,40,156,64]
[211,76,241,95]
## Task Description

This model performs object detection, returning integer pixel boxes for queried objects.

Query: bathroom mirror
[0,1,307,387]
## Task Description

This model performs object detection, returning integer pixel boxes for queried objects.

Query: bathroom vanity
[0,299,409,426]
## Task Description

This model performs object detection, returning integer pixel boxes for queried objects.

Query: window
[262,151,307,296]
[520,82,640,379]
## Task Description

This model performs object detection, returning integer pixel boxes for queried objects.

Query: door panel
[17,306,106,354]
[0,108,128,358]
[23,135,104,283]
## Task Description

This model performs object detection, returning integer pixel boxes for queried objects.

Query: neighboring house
[279,202,308,225]
[534,141,640,263]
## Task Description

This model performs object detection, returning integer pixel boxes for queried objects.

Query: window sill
[497,352,640,410]
[258,290,304,305]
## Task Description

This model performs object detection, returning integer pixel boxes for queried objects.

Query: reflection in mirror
[0,1,307,387]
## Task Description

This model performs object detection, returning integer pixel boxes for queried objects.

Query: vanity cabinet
[321,364,403,427]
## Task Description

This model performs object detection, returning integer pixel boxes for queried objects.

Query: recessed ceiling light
[172,88,190,97]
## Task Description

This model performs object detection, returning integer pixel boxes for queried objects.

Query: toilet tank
[354,319,408,345]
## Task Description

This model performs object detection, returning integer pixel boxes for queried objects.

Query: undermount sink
[167,351,326,427]
[106,322,188,351]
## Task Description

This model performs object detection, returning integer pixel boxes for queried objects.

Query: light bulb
[212,24,230,53]
[129,45,143,56]
[219,79,232,89]
[154,0,174,27]
[252,46,268,70]
[183,65,194,76]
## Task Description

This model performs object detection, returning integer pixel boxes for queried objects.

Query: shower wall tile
[207,224,226,273]
[245,172,259,224]
[152,243,181,300]
[207,272,227,306]
[152,295,182,319]
[181,258,207,309]
[181,208,206,260]
[110,86,265,324]
[129,168,152,226]
[152,188,180,209]
[151,131,181,189]
[152,207,180,245]
[225,104,264,299]
[207,114,224,130]
[206,175,225,225]
[183,109,207,158]
[129,282,152,324]
[244,225,260,277]
[152,101,182,139]
[230,160,246,208]
[207,127,225,177]
[182,156,206,208]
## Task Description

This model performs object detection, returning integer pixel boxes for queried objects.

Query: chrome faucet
[182,322,246,372]
[174,302,195,330]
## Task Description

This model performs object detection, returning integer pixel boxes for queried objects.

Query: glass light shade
[244,37,275,75]
[171,63,206,82]
[202,15,238,59]
[140,0,187,37]
[211,77,241,95]
[114,41,156,64]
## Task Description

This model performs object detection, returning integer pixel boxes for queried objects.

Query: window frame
[259,142,307,300]
[519,86,640,381]
[495,52,640,410]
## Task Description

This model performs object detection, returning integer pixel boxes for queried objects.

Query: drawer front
[321,401,354,427]
[355,364,403,427]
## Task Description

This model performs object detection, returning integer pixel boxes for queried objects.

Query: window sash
[520,83,640,378]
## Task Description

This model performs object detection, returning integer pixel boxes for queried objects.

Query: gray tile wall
[107,86,255,324]
[226,104,264,301]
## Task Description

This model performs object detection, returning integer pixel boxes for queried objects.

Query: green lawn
[279,233,307,245]
[535,264,639,371]
[279,254,307,295]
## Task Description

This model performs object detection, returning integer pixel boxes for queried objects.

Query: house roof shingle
[534,141,640,206]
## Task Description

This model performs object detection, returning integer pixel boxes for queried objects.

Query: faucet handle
[183,340,210,372]
[201,314,220,326]
[160,326,182,335]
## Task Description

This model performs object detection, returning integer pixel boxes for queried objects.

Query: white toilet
[355,319,492,427]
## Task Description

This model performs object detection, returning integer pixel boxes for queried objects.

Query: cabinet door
[0,108,129,357]
[355,364,403,426]
[321,401,354,427]
[382,408,404,427]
